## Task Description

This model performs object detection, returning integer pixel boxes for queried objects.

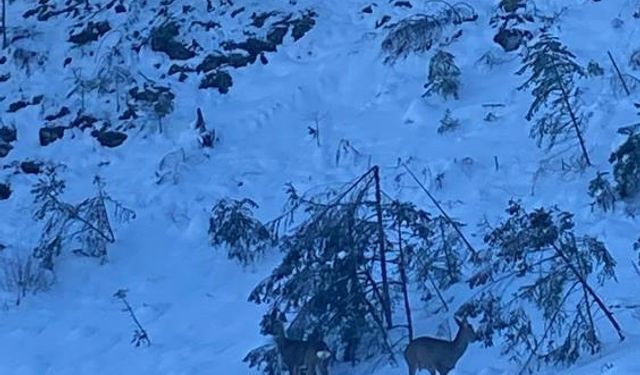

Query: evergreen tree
[462,201,622,372]
[239,167,466,373]
[208,198,273,265]
[517,33,591,166]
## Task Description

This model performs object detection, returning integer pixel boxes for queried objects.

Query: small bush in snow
[586,60,604,77]
[208,198,273,265]
[423,50,461,100]
[31,170,135,270]
[587,171,616,212]
[630,50,640,71]
[437,109,461,134]
[1,251,52,306]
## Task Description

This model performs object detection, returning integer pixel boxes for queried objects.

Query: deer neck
[450,329,471,360]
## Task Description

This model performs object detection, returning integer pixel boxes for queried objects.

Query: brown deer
[404,316,477,375]
[270,318,332,375]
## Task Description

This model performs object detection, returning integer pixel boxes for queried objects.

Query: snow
[1,0,640,374]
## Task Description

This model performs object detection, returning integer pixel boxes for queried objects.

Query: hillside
[1,0,640,374]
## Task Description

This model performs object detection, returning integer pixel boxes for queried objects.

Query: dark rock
[129,85,175,103]
[45,106,71,121]
[267,25,289,45]
[119,106,138,120]
[251,12,276,28]
[222,37,277,54]
[20,161,42,174]
[196,53,253,73]
[394,1,412,8]
[0,73,9,82]
[91,130,128,148]
[0,143,12,158]
[376,15,391,28]
[291,12,317,41]
[0,125,16,143]
[39,126,66,146]
[150,22,196,60]
[7,100,29,113]
[68,21,112,45]
[0,183,10,200]
[178,72,188,82]
[199,71,233,94]
[115,4,126,13]
[31,95,44,105]
[196,54,226,73]
[231,7,245,18]
[70,113,98,130]
[63,57,72,67]
[362,5,374,13]
[190,20,221,31]
[493,28,532,52]
[0,56,6,64]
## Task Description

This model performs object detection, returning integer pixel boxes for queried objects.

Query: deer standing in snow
[404,316,477,375]
[268,314,332,375]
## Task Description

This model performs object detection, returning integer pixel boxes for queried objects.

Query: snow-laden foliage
[244,167,467,372]
[424,50,461,100]
[463,201,619,372]
[381,2,477,65]
[208,198,273,265]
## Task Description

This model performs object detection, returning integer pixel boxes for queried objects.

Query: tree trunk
[373,165,393,328]
[396,214,413,341]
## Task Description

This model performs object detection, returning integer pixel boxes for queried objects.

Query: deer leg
[318,360,329,375]
[287,364,297,375]
[307,362,316,375]
[407,363,417,375]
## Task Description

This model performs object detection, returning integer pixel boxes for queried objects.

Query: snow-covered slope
[1,0,640,374]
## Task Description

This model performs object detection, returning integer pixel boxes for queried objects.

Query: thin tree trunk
[551,242,624,341]
[373,166,393,328]
[396,214,413,341]
[402,163,478,258]
[607,51,631,96]
[552,63,592,166]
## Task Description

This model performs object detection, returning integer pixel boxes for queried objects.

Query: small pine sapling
[437,109,461,134]
[423,50,461,100]
[208,198,273,265]
[587,172,616,212]
[517,33,592,166]
[114,289,150,347]
[586,60,604,77]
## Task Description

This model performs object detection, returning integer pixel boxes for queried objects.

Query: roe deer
[271,319,332,375]
[404,316,477,375]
